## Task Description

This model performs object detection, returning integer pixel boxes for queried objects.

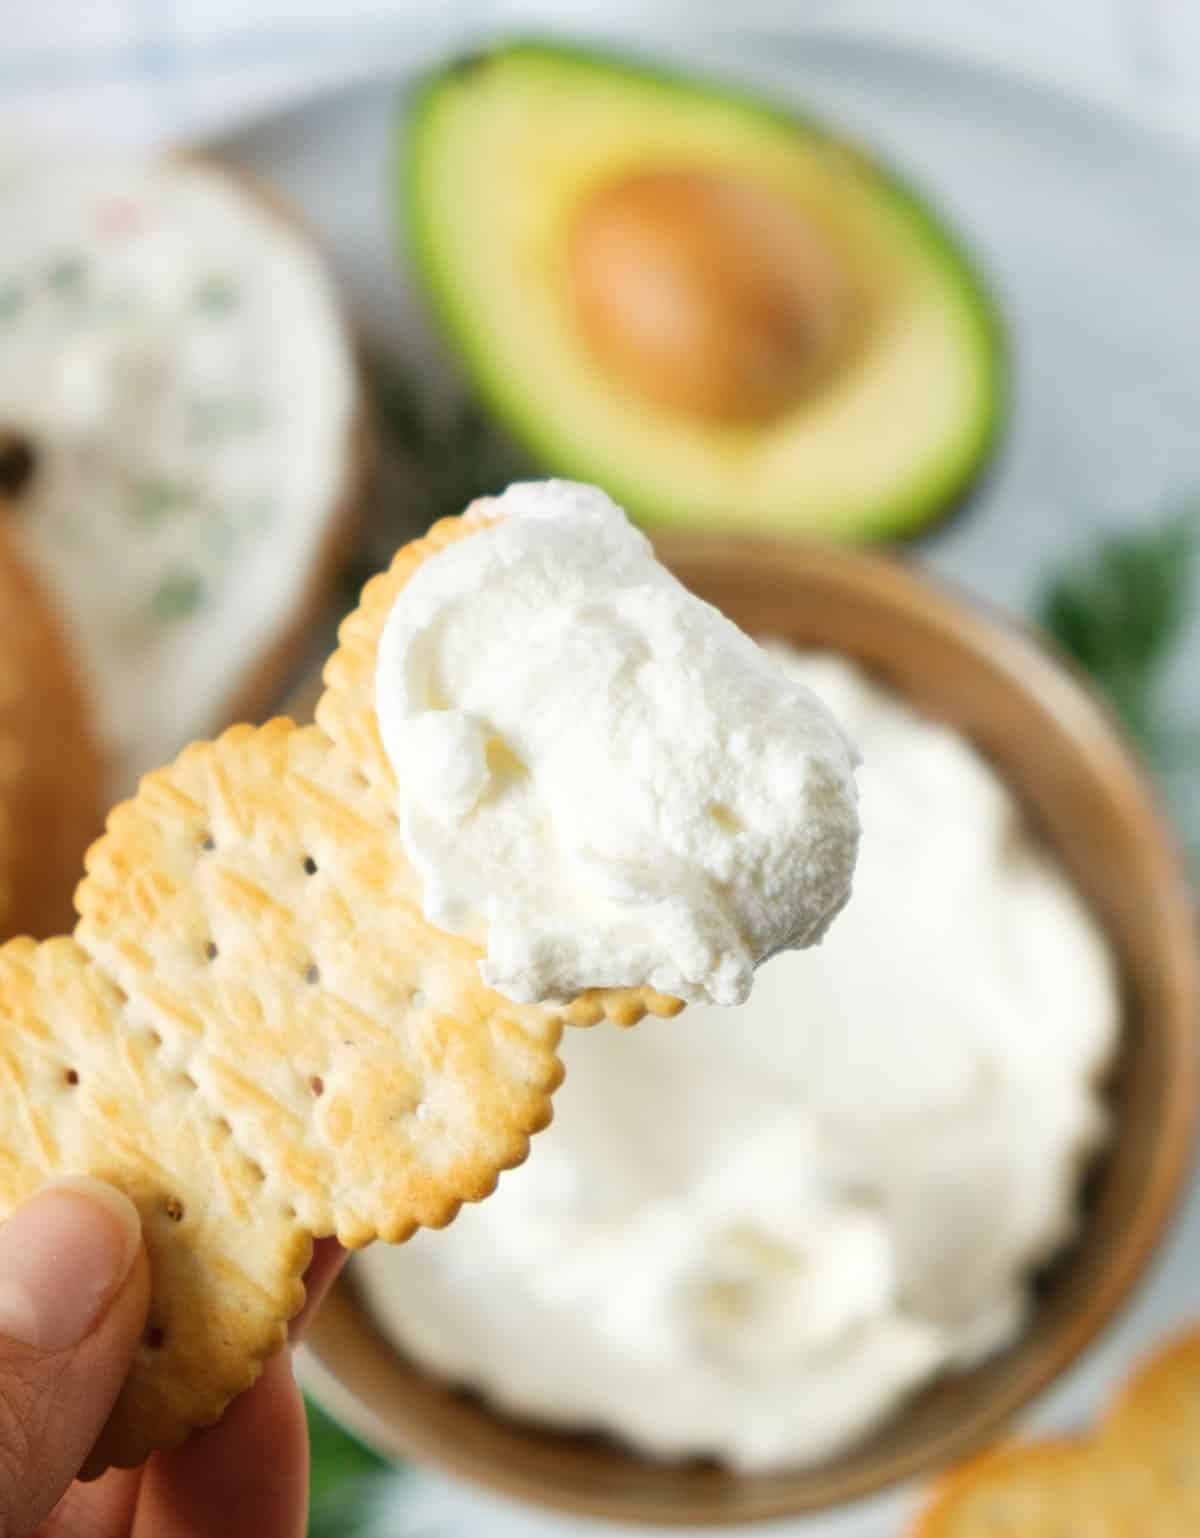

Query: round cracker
[908,1327,1200,1537]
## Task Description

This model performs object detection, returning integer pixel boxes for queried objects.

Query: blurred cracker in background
[0,519,102,937]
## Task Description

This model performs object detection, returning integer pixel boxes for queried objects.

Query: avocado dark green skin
[400,40,1006,543]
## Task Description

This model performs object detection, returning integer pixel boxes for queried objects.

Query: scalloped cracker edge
[0,509,680,1473]
[315,501,684,1030]
[907,1325,1200,1537]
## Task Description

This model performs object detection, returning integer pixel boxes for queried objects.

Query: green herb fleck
[193,274,240,316]
[149,571,206,622]
[0,284,24,324]
[45,254,86,292]
[130,476,187,526]
[190,395,267,440]
[103,287,141,322]
[202,509,237,561]
[240,492,277,532]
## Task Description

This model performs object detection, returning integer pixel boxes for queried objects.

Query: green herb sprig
[1039,501,1198,747]
[347,356,530,602]
[373,356,528,524]
[306,1396,393,1538]
[1037,496,1200,858]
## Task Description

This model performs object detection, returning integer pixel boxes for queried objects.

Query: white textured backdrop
[2,0,1199,148]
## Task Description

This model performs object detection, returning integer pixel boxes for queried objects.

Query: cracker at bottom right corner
[908,1327,1200,1538]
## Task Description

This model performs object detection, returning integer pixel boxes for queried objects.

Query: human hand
[0,1178,345,1537]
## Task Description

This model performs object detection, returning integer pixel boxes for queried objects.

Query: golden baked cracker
[907,1441,1136,1538]
[908,1327,1200,1537]
[316,503,685,1029]
[1102,1327,1200,1522]
[1108,1325,1200,1435]
[69,714,563,1465]
[0,936,309,1474]
[316,504,498,794]
[0,530,103,937]
[77,720,564,1248]
[0,507,689,1469]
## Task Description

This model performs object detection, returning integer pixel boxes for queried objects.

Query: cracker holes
[214,1115,232,1137]
[415,1101,429,1123]
[247,1161,266,1184]
[64,1068,79,1086]
[303,855,318,876]
[163,1196,184,1223]
[410,989,428,1011]
[145,1326,165,1350]
[200,833,215,852]
[178,1072,197,1093]
[305,963,320,986]
[310,1075,324,1098]
[204,941,219,963]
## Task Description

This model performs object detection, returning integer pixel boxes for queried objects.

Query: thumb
[0,1178,148,1536]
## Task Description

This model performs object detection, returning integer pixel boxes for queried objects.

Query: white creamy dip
[356,649,1119,1471]
[375,480,860,1006]
[0,157,357,793]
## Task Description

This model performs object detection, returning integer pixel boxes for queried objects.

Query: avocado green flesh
[404,44,1003,539]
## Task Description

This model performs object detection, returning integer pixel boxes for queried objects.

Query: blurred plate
[215,26,1200,1538]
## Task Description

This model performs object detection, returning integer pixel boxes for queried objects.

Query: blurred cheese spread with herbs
[357,650,1119,1471]
[0,157,357,791]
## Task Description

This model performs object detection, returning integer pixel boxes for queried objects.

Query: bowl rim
[299,533,1200,1525]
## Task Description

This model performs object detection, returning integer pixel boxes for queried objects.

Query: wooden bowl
[300,535,1199,1525]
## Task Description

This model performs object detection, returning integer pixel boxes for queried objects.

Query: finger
[127,1235,339,1536]
[131,1352,307,1538]
[36,1468,142,1538]
[289,1239,346,1342]
[0,1178,148,1536]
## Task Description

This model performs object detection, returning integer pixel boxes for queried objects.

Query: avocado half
[404,43,1003,540]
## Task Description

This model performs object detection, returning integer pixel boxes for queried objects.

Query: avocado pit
[570,169,858,427]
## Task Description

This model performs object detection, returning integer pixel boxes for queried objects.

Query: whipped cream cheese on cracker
[375,481,860,1006]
